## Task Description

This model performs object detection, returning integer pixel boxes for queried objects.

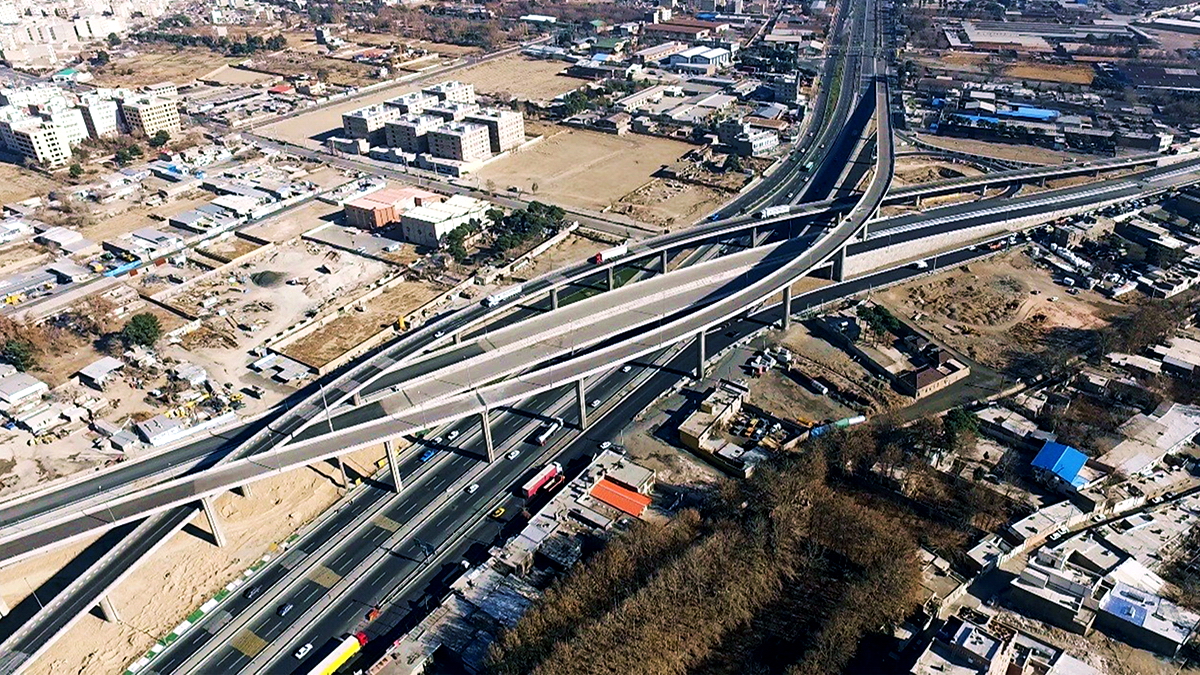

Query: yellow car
[491,507,506,519]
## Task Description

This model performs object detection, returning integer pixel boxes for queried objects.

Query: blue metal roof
[1032,441,1089,488]
[998,106,1060,122]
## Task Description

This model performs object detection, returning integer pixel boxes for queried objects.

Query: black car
[277,603,294,617]
[244,585,263,600]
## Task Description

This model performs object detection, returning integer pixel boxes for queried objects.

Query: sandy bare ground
[874,249,1127,372]
[4,445,388,675]
[477,127,695,213]
[91,50,237,87]
[452,55,583,101]
[912,134,1088,165]
[203,65,278,86]
[0,163,57,204]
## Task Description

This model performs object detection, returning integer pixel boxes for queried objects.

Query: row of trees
[488,201,566,256]
[489,448,924,675]
[131,31,286,56]
[2,311,160,373]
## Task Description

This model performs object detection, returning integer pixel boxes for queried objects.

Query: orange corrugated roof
[591,478,651,517]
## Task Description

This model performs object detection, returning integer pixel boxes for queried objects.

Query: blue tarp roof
[1032,441,1089,488]
[998,106,1060,121]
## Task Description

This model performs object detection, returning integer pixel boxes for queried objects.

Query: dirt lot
[241,199,342,243]
[3,443,391,675]
[477,127,700,214]
[82,195,213,243]
[615,179,726,229]
[516,232,607,279]
[912,133,1088,165]
[0,163,58,203]
[874,249,1127,375]
[893,158,984,186]
[202,65,278,86]
[1004,63,1094,85]
[91,49,237,87]
[777,322,909,414]
[197,234,264,262]
[453,54,582,101]
[283,280,446,368]
[246,51,379,87]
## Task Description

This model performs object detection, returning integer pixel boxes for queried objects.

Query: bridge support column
[0,595,10,617]
[914,195,922,208]
[453,331,462,344]
[550,288,559,310]
[336,456,349,492]
[606,267,615,290]
[832,246,847,283]
[235,484,252,498]
[98,594,120,624]
[201,496,227,548]
[696,330,707,379]
[576,379,588,429]
[978,185,986,196]
[352,392,362,406]
[782,285,793,329]
[385,440,403,492]
[481,409,496,462]
[660,250,669,274]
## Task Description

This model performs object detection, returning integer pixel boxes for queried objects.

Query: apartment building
[121,96,180,138]
[341,103,403,145]
[384,114,442,153]
[422,81,476,105]
[44,106,86,146]
[400,195,489,247]
[0,113,70,166]
[78,95,120,138]
[427,122,491,163]
[386,92,437,115]
[465,108,525,153]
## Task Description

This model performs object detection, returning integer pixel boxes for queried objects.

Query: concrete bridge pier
[782,285,793,329]
[550,288,559,310]
[235,484,253,498]
[576,379,588,429]
[606,267,616,290]
[696,330,707,379]
[352,392,362,406]
[385,440,403,492]
[98,594,120,624]
[201,496,228,548]
[481,409,495,462]
[660,249,670,274]
[0,595,10,617]
[832,246,847,282]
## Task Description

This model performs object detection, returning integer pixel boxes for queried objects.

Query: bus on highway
[303,633,367,675]
[531,418,563,446]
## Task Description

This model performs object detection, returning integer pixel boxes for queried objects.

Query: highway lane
[185,367,640,673]
[255,239,1006,675]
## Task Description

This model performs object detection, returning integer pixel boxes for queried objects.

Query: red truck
[590,244,628,264]
[520,462,562,498]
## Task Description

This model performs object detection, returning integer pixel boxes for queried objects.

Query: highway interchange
[2,0,1200,669]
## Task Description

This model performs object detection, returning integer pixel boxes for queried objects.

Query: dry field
[202,65,278,85]
[246,52,378,87]
[875,250,1127,375]
[241,199,342,242]
[1004,63,1094,85]
[912,133,1087,165]
[454,55,582,101]
[615,179,726,229]
[893,158,983,186]
[476,127,697,213]
[283,280,445,368]
[91,49,237,87]
[0,163,58,203]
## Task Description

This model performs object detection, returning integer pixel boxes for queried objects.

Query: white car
[295,643,313,659]
[621,365,632,373]
[432,436,443,445]
[506,450,520,460]
[466,483,479,494]
[448,430,460,441]
[589,399,600,408]
[599,441,612,450]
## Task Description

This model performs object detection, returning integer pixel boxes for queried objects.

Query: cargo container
[590,244,628,264]
[483,285,523,307]
[520,462,562,498]
[755,205,790,219]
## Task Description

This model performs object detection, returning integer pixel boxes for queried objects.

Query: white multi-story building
[427,122,491,163]
[422,81,476,105]
[465,108,525,153]
[78,95,120,138]
[384,114,442,153]
[342,103,403,144]
[121,96,180,138]
[385,92,437,115]
[44,106,86,146]
[400,195,489,247]
[0,109,70,167]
